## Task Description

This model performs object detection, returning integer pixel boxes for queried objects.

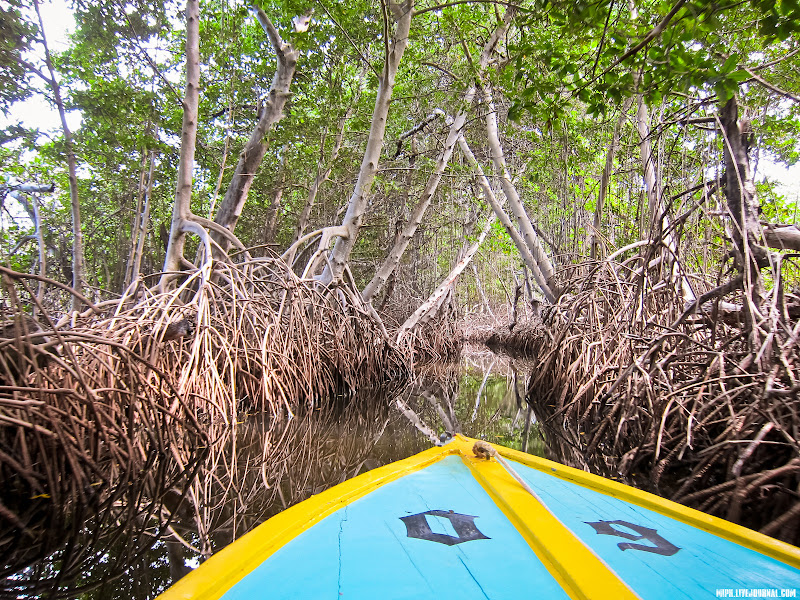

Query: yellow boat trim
[156,443,455,600]
[461,441,640,600]
[460,435,800,570]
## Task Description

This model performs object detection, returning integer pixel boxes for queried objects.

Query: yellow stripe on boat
[480,437,800,570]
[461,441,639,600]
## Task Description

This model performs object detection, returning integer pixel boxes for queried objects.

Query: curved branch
[210,6,299,257]
[413,0,520,16]
[8,235,36,256]
[282,226,350,263]
[742,67,800,103]
[583,0,688,88]
[178,219,214,269]
[191,215,247,250]
[0,266,101,315]
[316,0,381,79]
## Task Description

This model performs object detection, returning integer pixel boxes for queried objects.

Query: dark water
[5,347,544,599]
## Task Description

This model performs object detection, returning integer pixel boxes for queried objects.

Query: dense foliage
[0,0,795,313]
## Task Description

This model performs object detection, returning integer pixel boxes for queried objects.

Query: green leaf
[721,54,739,74]
[727,69,750,83]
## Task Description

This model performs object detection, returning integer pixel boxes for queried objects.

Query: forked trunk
[318,2,413,284]
[211,13,299,258]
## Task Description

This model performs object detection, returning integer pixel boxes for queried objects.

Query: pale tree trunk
[481,84,557,298]
[8,190,47,312]
[636,95,661,235]
[636,94,694,303]
[31,194,46,308]
[294,97,358,242]
[458,136,556,303]
[589,97,633,259]
[33,0,84,308]
[360,110,458,302]
[163,6,296,284]
[397,212,495,342]
[124,150,149,286]
[125,150,155,287]
[472,262,493,316]
[210,11,299,257]
[132,153,155,283]
[264,148,287,245]
[318,2,413,284]
[362,13,513,303]
[162,0,201,279]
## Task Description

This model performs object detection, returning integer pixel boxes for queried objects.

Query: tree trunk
[472,263,493,316]
[720,97,767,268]
[397,212,495,342]
[210,11,299,257]
[637,94,695,303]
[589,97,632,259]
[720,96,767,345]
[263,147,287,245]
[318,2,413,284]
[162,0,201,280]
[33,0,84,307]
[362,14,514,303]
[125,151,155,288]
[480,83,557,297]
[294,92,359,243]
[124,150,147,286]
[163,6,296,284]
[636,95,662,236]
[31,193,46,308]
[458,136,556,303]
[131,153,155,284]
[361,111,461,302]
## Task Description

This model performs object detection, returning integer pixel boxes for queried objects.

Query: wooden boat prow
[159,435,800,599]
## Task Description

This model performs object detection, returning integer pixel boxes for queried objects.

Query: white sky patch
[756,158,800,203]
[1,0,79,134]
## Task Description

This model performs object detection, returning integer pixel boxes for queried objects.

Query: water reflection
[5,349,544,598]
[384,349,543,458]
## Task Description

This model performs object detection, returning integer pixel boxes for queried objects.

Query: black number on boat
[401,510,490,546]
[585,520,680,556]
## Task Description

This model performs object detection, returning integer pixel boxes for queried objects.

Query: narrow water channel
[7,347,544,599]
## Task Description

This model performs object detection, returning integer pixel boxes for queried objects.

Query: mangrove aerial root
[0,256,412,595]
[521,256,800,545]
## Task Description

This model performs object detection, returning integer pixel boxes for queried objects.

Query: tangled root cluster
[0,275,206,597]
[84,258,410,423]
[521,258,800,544]
[0,257,411,595]
[401,313,463,362]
